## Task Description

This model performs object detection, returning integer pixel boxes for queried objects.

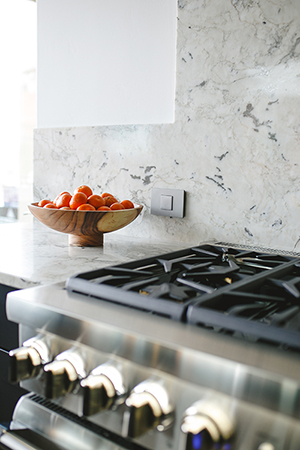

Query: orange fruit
[53,191,69,205]
[38,199,51,207]
[44,203,58,209]
[88,194,105,209]
[77,204,96,211]
[55,193,72,208]
[74,185,93,198]
[121,200,134,209]
[104,195,118,207]
[69,192,88,210]
[101,192,113,198]
[59,206,72,210]
[110,202,125,210]
[97,206,110,211]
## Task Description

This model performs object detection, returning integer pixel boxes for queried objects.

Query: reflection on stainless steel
[0,394,130,450]
[4,243,300,450]
[0,427,65,450]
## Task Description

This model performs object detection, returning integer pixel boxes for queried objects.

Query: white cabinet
[37,0,177,128]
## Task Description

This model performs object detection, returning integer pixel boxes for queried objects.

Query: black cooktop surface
[66,243,300,350]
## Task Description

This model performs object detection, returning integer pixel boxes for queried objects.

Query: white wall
[37,0,177,128]
[35,0,300,252]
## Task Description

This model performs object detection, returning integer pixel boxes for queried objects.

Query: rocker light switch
[151,188,185,218]
[160,194,173,211]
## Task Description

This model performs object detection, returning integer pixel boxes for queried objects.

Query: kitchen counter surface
[0,219,191,289]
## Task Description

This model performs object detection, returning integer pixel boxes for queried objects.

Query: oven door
[0,394,130,450]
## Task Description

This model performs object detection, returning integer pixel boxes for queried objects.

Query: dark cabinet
[0,284,26,423]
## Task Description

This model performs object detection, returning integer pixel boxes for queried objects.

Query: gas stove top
[5,243,300,450]
[66,243,300,352]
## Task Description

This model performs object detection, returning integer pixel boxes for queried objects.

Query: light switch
[160,194,173,211]
[150,188,185,218]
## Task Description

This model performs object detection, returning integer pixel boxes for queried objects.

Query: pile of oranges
[37,185,135,211]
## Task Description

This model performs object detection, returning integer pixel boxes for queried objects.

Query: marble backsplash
[34,0,300,251]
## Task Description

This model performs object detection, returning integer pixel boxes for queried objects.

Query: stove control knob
[43,349,86,399]
[181,400,235,450]
[8,336,51,383]
[123,380,173,438]
[80,364,126,416]
[258,444,275,450]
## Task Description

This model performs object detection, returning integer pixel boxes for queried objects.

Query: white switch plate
[150,188,185,218]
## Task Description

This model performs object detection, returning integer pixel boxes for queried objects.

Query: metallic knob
[8,336,51,383]
[81,364,126,416]
[44,350,86,399]
[123,380,173,438]
[258,444,275,450]
[181,400,235,450]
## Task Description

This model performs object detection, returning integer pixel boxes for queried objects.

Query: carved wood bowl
[28,202,143,246]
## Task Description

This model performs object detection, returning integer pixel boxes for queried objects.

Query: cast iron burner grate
[66,243,300,350]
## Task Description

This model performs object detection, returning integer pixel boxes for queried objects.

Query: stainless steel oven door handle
[0,428,64,450]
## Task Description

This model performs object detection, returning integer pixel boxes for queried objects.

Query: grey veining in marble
[34,0,300,252]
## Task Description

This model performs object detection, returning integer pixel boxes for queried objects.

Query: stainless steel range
[2,243,300,450]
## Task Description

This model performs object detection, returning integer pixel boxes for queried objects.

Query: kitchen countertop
[0,219,191,289]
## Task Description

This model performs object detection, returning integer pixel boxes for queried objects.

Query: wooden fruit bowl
[28,202,143,246]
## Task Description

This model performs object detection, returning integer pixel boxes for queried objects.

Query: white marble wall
[34,0,300,252]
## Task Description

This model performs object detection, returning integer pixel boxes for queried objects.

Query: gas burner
[66,243,300,350]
